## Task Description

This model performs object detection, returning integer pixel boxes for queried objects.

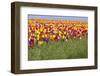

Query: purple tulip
[43,38,48,44]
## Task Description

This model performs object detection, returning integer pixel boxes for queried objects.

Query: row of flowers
[28,19,88,48]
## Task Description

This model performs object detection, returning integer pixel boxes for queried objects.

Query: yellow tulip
[40,28,43,32]
[36,30,40,35]
[31,23,35,27]
[59,31,62,34]
[52,35,56,38]
[42,35,45,38]
[28,19,33,24]
[43,29,46,33]
[73,27,77,30]
[45,34,48,38]
[58,24,62,27]
[36,35,39,40]
[64,32,66,35]
[31,33,34,36]
[62,35,65,39]
[38,40,43,45]
[50,24,54,26]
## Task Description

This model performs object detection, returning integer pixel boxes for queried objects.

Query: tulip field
[28,15,88,60]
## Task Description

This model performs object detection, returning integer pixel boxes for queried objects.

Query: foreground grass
[28,38,88,60]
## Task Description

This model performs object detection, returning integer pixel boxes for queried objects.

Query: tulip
[38,40,43,45]
[43,38,48,44]
[28,19,88,48]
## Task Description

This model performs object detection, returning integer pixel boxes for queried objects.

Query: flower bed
[28,19,88,48]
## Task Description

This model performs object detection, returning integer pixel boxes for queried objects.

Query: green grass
[28,38,88,60]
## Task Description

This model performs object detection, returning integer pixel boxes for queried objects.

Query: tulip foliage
[28,19,88,48]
